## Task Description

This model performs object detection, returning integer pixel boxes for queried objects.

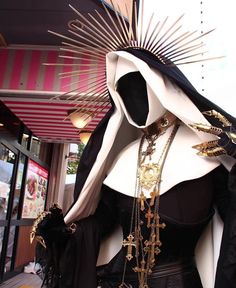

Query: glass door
[0,143,16,277]
[6,153,26,272]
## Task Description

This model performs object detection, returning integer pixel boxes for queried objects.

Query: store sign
[22,160,48,219]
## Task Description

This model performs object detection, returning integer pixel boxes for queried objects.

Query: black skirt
[98,258,203,288]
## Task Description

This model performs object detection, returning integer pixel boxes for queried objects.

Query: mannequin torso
[104,123,220,197]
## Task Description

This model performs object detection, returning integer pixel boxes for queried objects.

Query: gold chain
[120,120,180,288]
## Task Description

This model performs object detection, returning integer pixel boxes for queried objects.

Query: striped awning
[0,47,110,142]
[1,97,109,143]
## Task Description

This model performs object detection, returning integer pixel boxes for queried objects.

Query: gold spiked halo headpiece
[47,1,221,125]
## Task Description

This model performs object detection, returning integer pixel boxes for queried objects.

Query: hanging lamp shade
[79,130,92,145]
[68,109,93,129]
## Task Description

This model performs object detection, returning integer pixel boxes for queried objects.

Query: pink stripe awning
[1,98,109,142]
[0,47,110,142]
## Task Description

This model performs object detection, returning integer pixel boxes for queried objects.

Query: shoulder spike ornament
[47,1,223,126]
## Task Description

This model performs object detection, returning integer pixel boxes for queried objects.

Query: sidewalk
[1,273,42,288]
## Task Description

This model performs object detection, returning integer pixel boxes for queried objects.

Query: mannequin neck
[142,110,178,137]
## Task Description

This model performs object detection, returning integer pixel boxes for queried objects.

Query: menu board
[22,160,48,219]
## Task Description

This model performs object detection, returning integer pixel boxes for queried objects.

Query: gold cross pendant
[138,192,146,211]
[133,259,150,288]
[154,214,166,229]
[122,234,136,261]
[145,208,154,228]
[149,190,159,206]
[156,222,166,229]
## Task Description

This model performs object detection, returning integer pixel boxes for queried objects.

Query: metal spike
[58,72,97,80]
[170,56,225,65]
[133,2,138,42]
[110,0,129,45]
[152,25,182,55]
[138,0,145,46]
[157,30,197,56]
[164,29,215,58]
[62,76,106,94]
[68,81,107,103]
[101,1,126,45]
[165,42,204,59]
[91,11,121,47]
[68,29,110,53]
[69,4,118,50]
[61,42,105,59]
[94,101,111,114]
[48,30,82,46]
[73,96,109,113]
[76,92,109,108]
[72,79,106,96]
[116,1,131,43]
[51,76,104,100]
[66,84,107,104]
[59,55,98,66]
[60,74,103,90]
[142,13,154,48]
[147,17,168,51]
[59,67,102,77]
[124,2,134,41]
[63,40,107,57]
[74,91,109,111]
[60,47,104,60]
[50,87,79,101]
[144,20,160,50]
[43,63,83,67]
[59,54,100,62]
[164,43,204,61]
[59,70,104,80]
[169,50,209,63]
[70,23,116,51]
[74,90,108,107]
[150,15,184,53]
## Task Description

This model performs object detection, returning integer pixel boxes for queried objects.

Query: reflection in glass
[31,136,41,158]
[21,133,30,149]
[0,144,15,220]
[0,226,5,262]
[5,225,16,272]
[12,154,26,220]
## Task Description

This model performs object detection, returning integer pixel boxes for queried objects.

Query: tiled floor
[1,273,42,288]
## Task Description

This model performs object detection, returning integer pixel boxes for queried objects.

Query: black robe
[40,164,236,288]
[39,48,236,288]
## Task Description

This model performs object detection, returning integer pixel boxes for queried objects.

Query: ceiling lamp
[79,130,92,145]
[68,109,92,129]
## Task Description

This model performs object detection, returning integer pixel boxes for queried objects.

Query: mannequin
[33,50,236,288]
[103,57,220,199]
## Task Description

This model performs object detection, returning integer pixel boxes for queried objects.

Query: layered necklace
[120,111,180,288]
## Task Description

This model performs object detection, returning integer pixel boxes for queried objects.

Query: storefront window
[22,160,48,219]
[63,143,84,211]
[0,144,15,220]
[0,143,16,262]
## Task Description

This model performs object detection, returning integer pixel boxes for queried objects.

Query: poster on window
[22,160,48,218]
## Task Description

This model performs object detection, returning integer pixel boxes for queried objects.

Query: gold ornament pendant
[139,163,161,190]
